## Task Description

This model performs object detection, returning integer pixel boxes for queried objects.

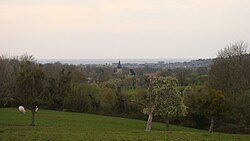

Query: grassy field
[0,108,249,141]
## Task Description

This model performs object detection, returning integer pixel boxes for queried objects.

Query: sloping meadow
[0,108,249,141]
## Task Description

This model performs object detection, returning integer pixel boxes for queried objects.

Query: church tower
[117,60,122,74]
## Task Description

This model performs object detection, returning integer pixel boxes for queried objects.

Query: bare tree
[217,41,248,58]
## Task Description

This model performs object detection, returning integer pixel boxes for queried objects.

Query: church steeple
[116,60,122,74]
[117,60,122,69]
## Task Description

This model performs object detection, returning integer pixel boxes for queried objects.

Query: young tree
[14,55,45,126]
[135,79,158,131]
[153,77,187,131]
[136,76,187,131]
[137,89,157,132]
[205,89,225,133]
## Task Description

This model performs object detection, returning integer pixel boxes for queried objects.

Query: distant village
[82,58,213,69]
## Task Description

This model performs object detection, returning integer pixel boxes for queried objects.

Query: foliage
[99,87,116,114]
[123,75,136,89]
[183,86,227,132]
[183,86,210,128]
[153,77,187,118]
[0,56,16,107]
[208,41,250,96]
[174,68,192,86]
[44,68,71,110]
[150,77,187,131]
[207,41,250,125]
[14,55,45,125]
[136,76,187,131]
[63,83,91,112]
[0,50,249,133]
[205,89,225,118]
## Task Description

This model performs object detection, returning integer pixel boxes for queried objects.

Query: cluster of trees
[207,42,250,133]
[0,55,196,129]
[0,42,249,133]
[180,41,250,133]
[0,56,144,125]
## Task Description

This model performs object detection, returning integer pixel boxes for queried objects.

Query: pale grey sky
[0,0,249,59]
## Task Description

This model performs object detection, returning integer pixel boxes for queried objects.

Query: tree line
[0,41,249,133]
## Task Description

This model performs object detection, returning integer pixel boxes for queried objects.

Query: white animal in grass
[35,106,39,113]
[18,106,26,114]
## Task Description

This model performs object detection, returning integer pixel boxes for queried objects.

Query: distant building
[129,69,136,76]
[116,60,122,74]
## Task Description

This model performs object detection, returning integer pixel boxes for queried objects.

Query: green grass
[0,108,249,141]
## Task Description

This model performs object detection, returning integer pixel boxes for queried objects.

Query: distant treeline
[0,42,250,133]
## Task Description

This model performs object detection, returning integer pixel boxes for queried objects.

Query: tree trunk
[209,118,214,133]
[30,109,35,126]
[145,113,153,131]
[166,117,170,131]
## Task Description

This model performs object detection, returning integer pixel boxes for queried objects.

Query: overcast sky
[0,0,249,59]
